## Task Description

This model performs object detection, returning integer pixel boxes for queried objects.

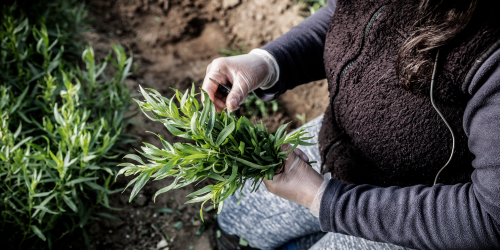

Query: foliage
[0,1,134,248]
[219,38,248,57]
[298,0,327,17]
[296,113,307,125]
[219,44,247,57]
[241,93,279,117]
[119,85,314,220]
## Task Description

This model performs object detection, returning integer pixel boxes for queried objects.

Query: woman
[202,0,500,249]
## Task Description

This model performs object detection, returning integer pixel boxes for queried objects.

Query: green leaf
[95,212,122,222]
[129,170,154,202]
[190,112,201,137]
[85,182,109,193]
[274,122,289,146]
[31,225,46,241]
[154,176,180,201]
[212,162,228,174]
[180,89,189,107]
[205,101,216,139]
[239,141,245,155]
[278,132,301,155]
[200,90,210,124]
[185,193,213,204]
[62,195,78,213]
[186,185,215,197]
[66,177,99,186]
[33,191,53,197]
[140,85,161,111]
[10,136,32,153]
[226,155,281,170]
[157,208,173,214]
[239,238,249,247]
[33,205,58,215]
[82,155,97,162]
[164,123,185,137]
[216,121,235,146]
[207,171,226,182]
[153,157,180,179]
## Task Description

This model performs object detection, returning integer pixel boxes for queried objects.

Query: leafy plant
[118,85,314,220]
[298,0,327,17]
[0,1,135,248]
[296,113,307,125]
[241,93,279,117]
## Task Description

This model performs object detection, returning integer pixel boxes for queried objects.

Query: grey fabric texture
[218,116,413,250]
[309,233,413,250]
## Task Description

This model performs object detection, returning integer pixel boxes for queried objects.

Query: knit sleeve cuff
[319,178,344,232]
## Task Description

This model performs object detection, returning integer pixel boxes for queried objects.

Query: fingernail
[228,99,237,112]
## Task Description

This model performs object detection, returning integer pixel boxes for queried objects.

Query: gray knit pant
[218,115,412,250]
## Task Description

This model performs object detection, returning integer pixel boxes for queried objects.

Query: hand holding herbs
[118,85,314,218]
[263,144,328,217]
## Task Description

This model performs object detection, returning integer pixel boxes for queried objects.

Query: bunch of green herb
[119,85,314,219]
[0,1,135,248]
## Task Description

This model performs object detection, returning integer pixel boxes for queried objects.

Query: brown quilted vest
[318,0,500,186]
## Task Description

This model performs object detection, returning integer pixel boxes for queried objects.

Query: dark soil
[74,0,329,249]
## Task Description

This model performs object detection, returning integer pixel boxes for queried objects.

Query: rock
[218,19,227,27]
[134,194,148,206]
[157,239,168,249]
[222,0,240,9]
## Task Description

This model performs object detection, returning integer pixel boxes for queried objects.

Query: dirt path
[81,1,329,249]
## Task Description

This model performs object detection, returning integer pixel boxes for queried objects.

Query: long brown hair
[397,0,478,88]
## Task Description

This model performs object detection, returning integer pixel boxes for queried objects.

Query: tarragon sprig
[118,84,314,219]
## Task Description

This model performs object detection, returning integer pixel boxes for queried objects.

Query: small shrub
[0,1,135,248]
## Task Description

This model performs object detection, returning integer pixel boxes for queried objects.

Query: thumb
[226,75,249,112]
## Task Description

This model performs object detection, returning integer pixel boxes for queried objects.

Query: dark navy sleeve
[319,48,500,250]
[253,0,336,101]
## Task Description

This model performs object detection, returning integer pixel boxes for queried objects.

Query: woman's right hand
[201,52,278,113]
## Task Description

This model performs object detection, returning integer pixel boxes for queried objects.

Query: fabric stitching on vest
[322,4,388,167]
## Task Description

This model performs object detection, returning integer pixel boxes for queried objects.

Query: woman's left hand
[263,144,325,209]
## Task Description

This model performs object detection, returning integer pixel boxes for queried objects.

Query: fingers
[201,59,231,112]
[294,148,309,162]
[278,144,310,173]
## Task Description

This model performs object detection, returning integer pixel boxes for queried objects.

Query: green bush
[0,1,134,248]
